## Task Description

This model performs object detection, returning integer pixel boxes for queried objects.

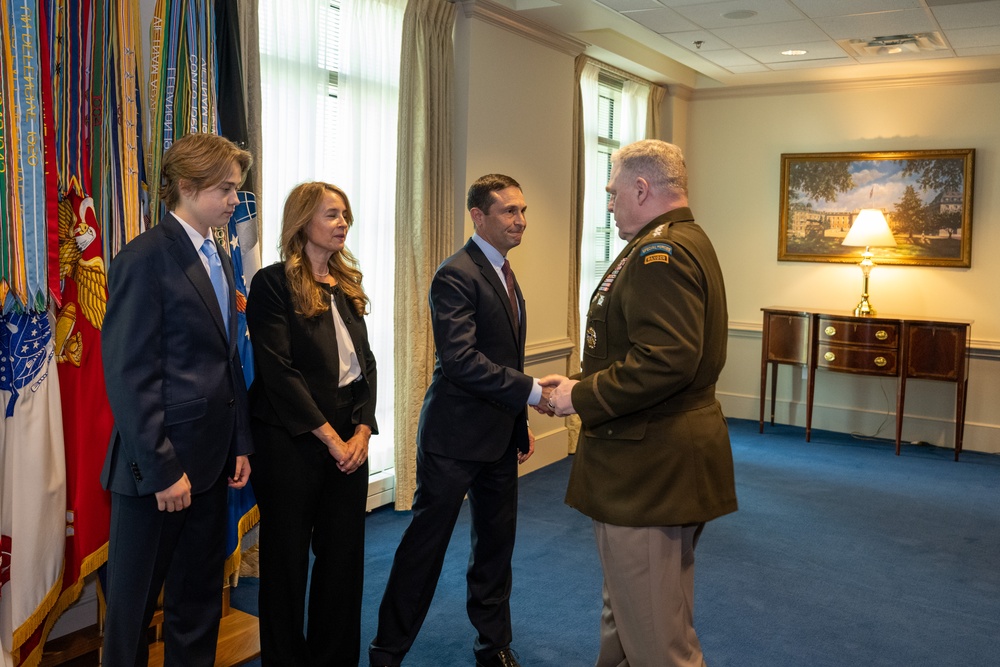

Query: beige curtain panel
[392,0,457,510]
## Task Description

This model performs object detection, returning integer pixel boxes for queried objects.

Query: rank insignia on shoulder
[652,224,666,237]
[640,242,672,264]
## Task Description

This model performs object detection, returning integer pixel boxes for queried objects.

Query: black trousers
[369,443,519,665]
[102,472,228,667]
[252,403,369,667]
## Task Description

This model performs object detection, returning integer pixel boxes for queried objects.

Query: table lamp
[841,208,896,316]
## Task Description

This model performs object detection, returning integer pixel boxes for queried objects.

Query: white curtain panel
[258,0,404,479]
[336,0,405,476]
[578,62,601,347]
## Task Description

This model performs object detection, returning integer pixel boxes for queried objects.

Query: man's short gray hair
[612,140,688,196]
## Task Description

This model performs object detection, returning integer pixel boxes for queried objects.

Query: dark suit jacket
[417,238,532,461]
[101,213,253,496]
[567,208,738,527]
[245,262,378,436]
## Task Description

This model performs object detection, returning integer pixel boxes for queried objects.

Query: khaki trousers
[593,521,707,667]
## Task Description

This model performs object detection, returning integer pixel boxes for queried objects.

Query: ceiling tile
[766,56,856,69]
[953,43,1000,55]
[925,0,999,7]
[813,8,936,39]
[593,0,662,12]
[662,29,736,51]
[931,0,1000,29]
[742,40,850,62]
[711,19,830,47]
[656,0,750,7]
[850,48,954,62]
[670,0,806,30]
[945,25,1000,46]
[790,0,922,19]
[725,63,773,72]
[699,48,762,66]
[622,8,701,33]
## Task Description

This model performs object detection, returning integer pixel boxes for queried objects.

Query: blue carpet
[232,418,1000,666]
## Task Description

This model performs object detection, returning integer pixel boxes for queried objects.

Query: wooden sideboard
[759,307,972,460]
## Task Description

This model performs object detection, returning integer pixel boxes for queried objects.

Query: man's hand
[540,374,579,417]
[538,375,579,417]
[229,455,251,489]
[155,473,192,512]
[531,384,557,415]
[519,428,536,464]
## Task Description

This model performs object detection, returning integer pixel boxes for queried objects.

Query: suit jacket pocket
[165,397,208,425]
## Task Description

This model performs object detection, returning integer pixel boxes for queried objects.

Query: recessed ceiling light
[781,49,808,56]
[723,10,758,20]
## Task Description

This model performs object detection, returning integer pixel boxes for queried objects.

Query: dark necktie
[501,259,519,332]
[200,238,230,338]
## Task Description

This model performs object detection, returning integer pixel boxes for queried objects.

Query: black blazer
[101,213,253,496]
[417,239,531,461]
[246,263,377,436]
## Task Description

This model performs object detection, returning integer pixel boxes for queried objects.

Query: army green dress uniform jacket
[567,207,738,527]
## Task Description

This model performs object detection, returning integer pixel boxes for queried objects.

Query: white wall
[683,79,1000,453]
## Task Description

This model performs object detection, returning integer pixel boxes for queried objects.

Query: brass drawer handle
[824,325,836,336]
[876,330,888,340]
[824,351,836,362]
[874,356,887,367]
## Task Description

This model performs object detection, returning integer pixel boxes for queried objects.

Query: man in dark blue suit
[369,174,551,667]
[100,133,254,666]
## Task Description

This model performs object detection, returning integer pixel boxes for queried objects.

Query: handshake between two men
[534,374,578,417]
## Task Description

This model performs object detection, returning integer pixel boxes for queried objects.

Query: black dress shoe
[476,647,522,667]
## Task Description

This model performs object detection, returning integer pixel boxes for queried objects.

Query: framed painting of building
[778,149,975,267]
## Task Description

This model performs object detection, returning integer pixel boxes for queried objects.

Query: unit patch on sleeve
[640,241,672,265]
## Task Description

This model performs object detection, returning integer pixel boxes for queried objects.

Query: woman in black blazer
[246,181,377,666]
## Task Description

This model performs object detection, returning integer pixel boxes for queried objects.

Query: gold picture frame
[778,149,975,267]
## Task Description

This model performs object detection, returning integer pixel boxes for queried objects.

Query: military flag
[0,310,67,667]
[219,192,259,579]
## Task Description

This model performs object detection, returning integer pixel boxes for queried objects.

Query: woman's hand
[340,425,371,474]
[313,422,353,466]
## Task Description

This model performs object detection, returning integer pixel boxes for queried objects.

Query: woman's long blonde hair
[280,182,369,318]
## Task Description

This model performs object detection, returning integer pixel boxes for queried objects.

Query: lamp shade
[842,209,897,248]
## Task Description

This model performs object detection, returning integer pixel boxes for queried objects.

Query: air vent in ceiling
[839,33,948,57]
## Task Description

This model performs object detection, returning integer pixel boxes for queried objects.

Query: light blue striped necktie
[200,238,230,338]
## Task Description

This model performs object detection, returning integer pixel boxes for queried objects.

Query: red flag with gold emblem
[48,193,113,635]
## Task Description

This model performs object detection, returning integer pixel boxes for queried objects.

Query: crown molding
[458,0,587,58]
[668,84,694,101]
[689,69,1000,101]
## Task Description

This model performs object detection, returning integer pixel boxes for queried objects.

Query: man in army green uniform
[545,139,737,667]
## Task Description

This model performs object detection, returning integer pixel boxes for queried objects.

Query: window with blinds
[595,73,623,279]
[320,1,341,137]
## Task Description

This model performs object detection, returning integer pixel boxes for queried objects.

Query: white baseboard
[367,469,395,511]
[719,390,1000,455]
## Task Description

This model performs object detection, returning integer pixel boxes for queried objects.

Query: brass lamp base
[854,297,876,317]
[853,247,877,317]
